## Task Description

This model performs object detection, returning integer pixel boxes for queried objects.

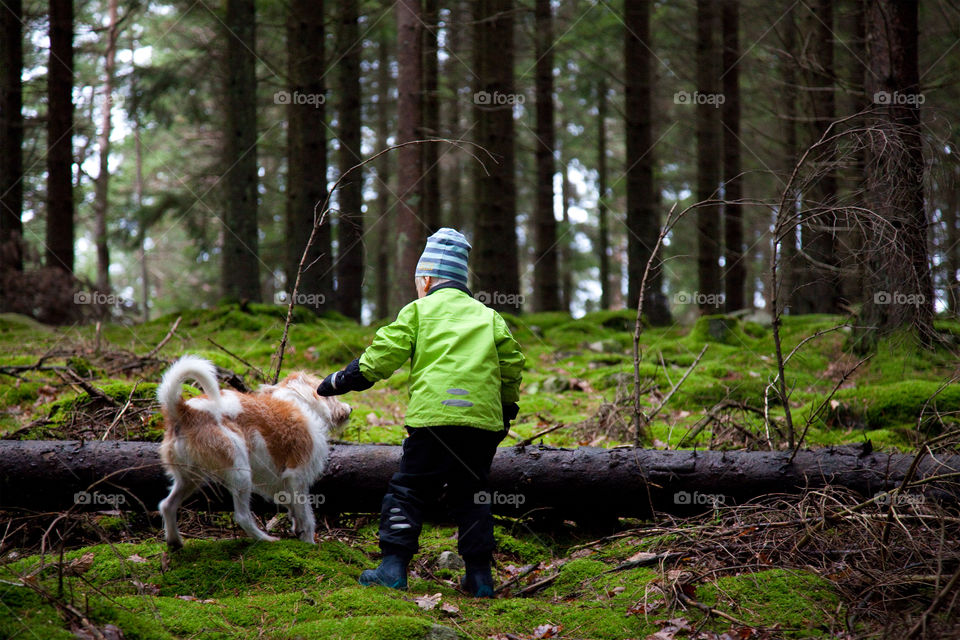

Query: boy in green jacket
[317,228,525,597]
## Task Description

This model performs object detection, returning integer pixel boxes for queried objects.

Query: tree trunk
[721,0,743,312]
[93,0,119,296]
[420,0,441,235]
[286,0,331,313]
[0,0,23,282]
[222,0,260,302]
[861,0,933,344]
[532,0,561,312]
[394,0,423,309]
[130,33,148,321]
[778,3,799,316]
[947,165,959,315]
[597,78,611,311]
[374,35,393,321]
[46,0,75,274]
[695,0,721,313]
[624,0,670,324]
[560,158,573,312]
[443,0,465,231]
[335,0,364,321]
[2,441,955,520]
[795,0,840,315]
[473,0,520,312]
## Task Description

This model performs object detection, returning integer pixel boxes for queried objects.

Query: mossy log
[0,441,956,518]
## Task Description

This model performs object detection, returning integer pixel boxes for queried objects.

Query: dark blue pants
[378,425,507,565]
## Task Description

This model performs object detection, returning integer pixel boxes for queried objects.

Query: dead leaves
[63,552,95,577]
[488,623,562,640]
[413,593,459,616]
[644,617,777,640]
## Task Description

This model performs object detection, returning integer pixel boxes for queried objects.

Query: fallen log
[0,441,957,519]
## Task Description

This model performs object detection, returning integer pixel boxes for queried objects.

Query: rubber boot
[461,563,495,598]
[358,555,409,590]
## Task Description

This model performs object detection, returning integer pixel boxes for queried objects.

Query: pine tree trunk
[375,35,393,321]
[597,78,611,311]
[947,166,959,314]
[778,4,799,316]
[420,0,441,235]
[695,0,721,313]
[624,0,670,324]
[46,0,75,274]
[222,0,260,302]
[533,0,561,312]
[443,0,465,231]
[861,0,933,344]
[721,0,743,312]
[472,0,520,312]
[796,0,839,315]
[560,158,573,312]
[0,0,23,282]
[93,0,119,295]
[286,0,331,313]
[335,0,364,321]
[394,0,423,309]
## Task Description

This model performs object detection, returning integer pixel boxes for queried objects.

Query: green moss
[281,615,435,640]
[0,380,42,407]
[697,569,840,638]
[801,380,960,430]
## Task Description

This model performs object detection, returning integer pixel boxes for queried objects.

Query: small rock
[541,376,571,393]
[436,551,464,570]
[424,625,460,640]
[586,338,621,353]
[743,310,773,327]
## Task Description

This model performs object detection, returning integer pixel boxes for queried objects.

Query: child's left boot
[358,555,409,590]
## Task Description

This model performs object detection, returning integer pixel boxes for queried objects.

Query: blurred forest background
[0,0,958,340]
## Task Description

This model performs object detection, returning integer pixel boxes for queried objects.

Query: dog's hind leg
[285,479,316,544]
[160,473,199,550]
[225,468,277,543]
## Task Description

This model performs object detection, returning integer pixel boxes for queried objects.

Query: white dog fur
[157,355,350,548]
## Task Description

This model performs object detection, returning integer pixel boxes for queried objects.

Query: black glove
[317,358,375,396]
[502,402,519,430]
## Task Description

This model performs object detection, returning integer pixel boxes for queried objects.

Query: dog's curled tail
[158,355,221,418]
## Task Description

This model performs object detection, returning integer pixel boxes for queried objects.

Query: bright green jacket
[358,285,525,430]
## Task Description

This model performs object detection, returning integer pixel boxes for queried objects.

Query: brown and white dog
[157,355,350,548]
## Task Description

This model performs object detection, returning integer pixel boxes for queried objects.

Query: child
[317,228,525,597]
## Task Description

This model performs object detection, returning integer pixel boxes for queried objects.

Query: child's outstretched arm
[494,313,525,425]
[317,303,418,396]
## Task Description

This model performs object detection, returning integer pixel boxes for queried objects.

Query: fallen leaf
[532,623,562,638]
[440,601,460,615]
[415,593,442,611]
[127,554,149,564]
[64,552,95,576]
[626,551,658,564]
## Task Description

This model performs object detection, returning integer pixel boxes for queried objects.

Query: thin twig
[144,316,181,360]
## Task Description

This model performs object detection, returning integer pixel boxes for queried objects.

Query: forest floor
[1,305,959,639]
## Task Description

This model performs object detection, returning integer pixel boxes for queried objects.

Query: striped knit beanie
[415,228,471,286]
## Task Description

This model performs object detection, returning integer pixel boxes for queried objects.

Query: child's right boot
[358,555,409,590]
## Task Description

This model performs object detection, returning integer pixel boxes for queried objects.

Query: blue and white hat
[415,228,471,286]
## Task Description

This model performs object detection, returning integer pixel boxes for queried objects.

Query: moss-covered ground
[1,305,958,637]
